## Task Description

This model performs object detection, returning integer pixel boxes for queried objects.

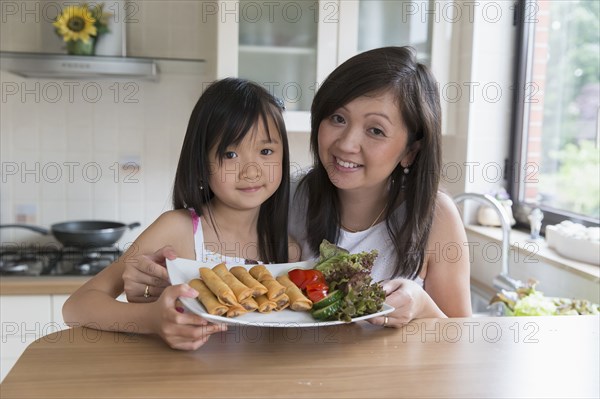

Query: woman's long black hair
[299,47,442,279]
[173,78,290,263]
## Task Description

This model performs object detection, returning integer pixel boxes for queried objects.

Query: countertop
[0,276,90,295]
[1,316,598,398]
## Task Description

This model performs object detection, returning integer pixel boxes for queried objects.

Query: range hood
[0,52,158,80]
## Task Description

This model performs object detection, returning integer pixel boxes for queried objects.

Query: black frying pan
[0,221,141,248]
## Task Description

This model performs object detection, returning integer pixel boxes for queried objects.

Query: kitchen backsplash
[0,63,313,248]
[0,65,209,246]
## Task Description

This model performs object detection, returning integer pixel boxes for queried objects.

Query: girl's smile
[208,117,283,213]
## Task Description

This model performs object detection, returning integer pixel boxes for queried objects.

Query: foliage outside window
[511,0,599,227]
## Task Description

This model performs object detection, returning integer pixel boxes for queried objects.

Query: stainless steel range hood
[0,52,158,80]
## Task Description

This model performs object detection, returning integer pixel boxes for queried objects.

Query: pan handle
[127,222,141,230]
[0,224,50,235]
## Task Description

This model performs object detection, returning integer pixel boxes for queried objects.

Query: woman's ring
[383,316,389,327]
[144,285,150,298]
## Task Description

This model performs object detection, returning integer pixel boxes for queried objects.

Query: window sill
[465,225,600,283]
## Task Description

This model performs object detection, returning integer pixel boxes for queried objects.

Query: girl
[63,78,298,350]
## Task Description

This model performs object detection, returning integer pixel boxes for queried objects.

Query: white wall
[441,1,516,205]
[468,229,599,303]
[0,64,209,245]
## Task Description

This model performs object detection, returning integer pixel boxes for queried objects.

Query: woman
[122,47,471,332]
[290,46,471,325]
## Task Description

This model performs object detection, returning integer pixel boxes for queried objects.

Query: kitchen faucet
[453,192,524,292]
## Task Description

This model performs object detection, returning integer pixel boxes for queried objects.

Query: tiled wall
[0,65,313,248]
[0,64,209,247]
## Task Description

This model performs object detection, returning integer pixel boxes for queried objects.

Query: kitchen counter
[2,316,598,398]
[0,276,90,295]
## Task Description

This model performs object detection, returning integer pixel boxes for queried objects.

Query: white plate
[166,257,394,327]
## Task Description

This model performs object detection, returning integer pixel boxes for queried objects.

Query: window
[510,0,599,228]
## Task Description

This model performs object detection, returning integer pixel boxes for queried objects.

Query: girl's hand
[149,284,228,350]
[368,278,444,328]
[123,246,175,302]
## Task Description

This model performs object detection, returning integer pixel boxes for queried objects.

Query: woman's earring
[401,165,410,190]
[200,181,204,190]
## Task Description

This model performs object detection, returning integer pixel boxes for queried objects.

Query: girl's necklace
[341,206,386,233]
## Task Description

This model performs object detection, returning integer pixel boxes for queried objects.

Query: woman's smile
[318,91,412,191]
[335,156,363,170]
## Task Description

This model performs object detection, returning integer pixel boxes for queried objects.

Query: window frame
[508,0,600,231]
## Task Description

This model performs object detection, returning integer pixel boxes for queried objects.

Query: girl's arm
[62,210,227,350]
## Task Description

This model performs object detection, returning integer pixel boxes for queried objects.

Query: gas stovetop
[0,245,122,276]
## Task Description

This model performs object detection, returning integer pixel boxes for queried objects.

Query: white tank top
[289,183,424,286]
[189,209,261,265]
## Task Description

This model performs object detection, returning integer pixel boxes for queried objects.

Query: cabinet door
[215,0,339,131]
[356,0,434,65]
[237,0,320,112]
[0,295,53,382]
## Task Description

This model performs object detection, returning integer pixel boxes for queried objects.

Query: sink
[471,285,505,317]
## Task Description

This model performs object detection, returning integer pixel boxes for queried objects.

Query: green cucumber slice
[311,300,342,320]
[312,290,343,310]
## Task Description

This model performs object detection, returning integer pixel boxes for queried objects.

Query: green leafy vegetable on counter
[313,240,385,322]
[490,279,600,316]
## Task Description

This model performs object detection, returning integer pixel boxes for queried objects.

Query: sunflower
[53,5,97,43]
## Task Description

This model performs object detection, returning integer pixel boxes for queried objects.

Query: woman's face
[208,117,283,212]
[317,91,418,193]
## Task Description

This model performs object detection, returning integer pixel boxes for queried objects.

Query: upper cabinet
[0,1,215,61]
[216,0,446,132]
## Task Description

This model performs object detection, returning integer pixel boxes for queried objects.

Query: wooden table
[1,316,598,398]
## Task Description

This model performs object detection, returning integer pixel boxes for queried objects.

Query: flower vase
[66,38,96,56]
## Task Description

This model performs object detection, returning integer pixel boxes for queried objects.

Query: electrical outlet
[15,204,37,224]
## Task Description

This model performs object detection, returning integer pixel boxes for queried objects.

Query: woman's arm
[421,192,472,317]
[370,192,471,327]
[288,235,302,262]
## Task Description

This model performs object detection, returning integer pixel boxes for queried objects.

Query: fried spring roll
[277,275,313,311]
[239,296,259,312]
[230,266,268,297]
[212,263,254,302]
[189,279,228,316]
[226,304,248,318]
[249,265,286,300]
[248,265,273,282]
[199,267,237,306]
[255,294,277,313]
[273,293,290,311]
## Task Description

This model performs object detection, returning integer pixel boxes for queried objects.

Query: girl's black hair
[173,78,290,263]
[299,46,442,279]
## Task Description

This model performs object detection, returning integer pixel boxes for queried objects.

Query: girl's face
[318,91,419,194]
[208,117,283,213]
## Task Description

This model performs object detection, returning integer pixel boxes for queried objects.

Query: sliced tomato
[288,269,307,289]
[307,289,328,303]
[305,281,328,292]
[302,270,326,288]
[306,281,329,303]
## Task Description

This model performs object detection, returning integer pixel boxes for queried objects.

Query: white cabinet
[0,294,69,382]
[216,0,450,132]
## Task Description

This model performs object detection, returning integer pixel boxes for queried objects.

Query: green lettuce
[491,279,600,316]
[314,240,385,322]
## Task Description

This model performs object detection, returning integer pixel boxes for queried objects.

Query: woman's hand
[123,246,175,303]
[149,283,228,350]
[368,278,445,328]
